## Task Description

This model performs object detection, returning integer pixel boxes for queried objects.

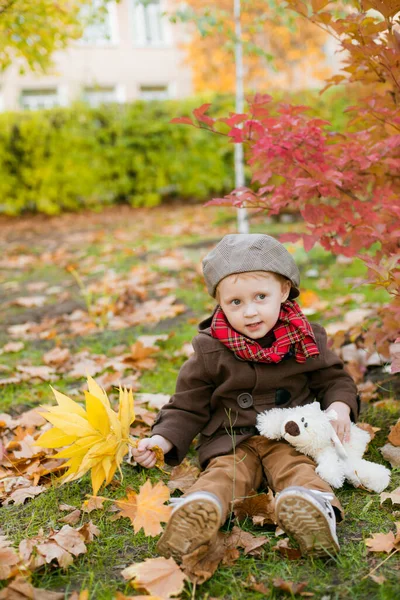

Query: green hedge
[0,89,353,215]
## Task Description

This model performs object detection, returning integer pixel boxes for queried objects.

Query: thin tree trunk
[234,0,249,234]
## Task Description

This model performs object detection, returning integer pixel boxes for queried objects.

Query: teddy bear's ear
[326,409,338,422]
[256,408,285,440]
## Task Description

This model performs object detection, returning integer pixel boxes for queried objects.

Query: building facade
[0,0,192,111]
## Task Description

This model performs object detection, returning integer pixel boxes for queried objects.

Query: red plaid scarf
[210,300,319,364]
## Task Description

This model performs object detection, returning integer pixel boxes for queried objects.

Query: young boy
[131,234,359,560]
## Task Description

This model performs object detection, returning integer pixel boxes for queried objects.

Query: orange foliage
[176,0,331,92]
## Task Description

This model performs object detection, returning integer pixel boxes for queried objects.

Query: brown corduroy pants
[187,436,343,522]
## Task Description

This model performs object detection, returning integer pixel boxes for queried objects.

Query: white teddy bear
[256,402,390,493]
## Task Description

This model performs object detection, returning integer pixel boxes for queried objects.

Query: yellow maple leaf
[115,480,172,537]
[35,376,136,495]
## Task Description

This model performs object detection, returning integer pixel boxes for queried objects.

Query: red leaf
[193,104,215,127]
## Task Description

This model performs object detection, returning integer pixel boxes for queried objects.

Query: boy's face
[217,272,291,339]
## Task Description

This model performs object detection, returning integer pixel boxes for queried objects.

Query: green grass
[1,205,399,599]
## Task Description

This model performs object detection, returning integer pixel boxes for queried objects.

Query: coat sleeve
[307,325,360,421]
[150,336,215,465]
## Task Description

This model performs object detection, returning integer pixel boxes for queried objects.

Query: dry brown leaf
[388,419,400,446]
[380,443,400,468]
[2,342,24,353]
[181,531,227,584]
[16,365,56,382]
[369,573,387,584]
[59,509,82,525]
[167,460,200,493]
[226,525,268,556]
[13,296,46,308]
[43,347,71,366]
[357,380,379,403]
[0,536,20,581]
[77,521,100,543]
[272,578,310,596]
[135,393,170,411]
[380,486,400,506]
[81,496,106,513]
[244,574,270,595]
[356,422,380,441]
[0,576,64,599]
[121,557,186,599]
[18,523,98,571]
[272,537,302,560]
[115,480,171,537]
[232,488,276,526]
[114,594,164,600]
[122,341,158,370]
[5,485,47,505]
[67,591,90,600]
[365,531,396,553]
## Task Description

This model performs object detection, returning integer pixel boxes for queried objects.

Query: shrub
[0,90,353,215]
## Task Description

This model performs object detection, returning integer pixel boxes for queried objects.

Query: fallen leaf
[388,418,400,446]
[181,532,227,584]
[81,496,106,513]
[0,536,20,580]
[232,489,276,526]
[135,393,170,411]
[272,537,302,560]
[167,460,200,493]
[43,347,71,366]
[244,574,270,595]
[0,576,64,599]
[226,525,268,556]
[59,509,81,525]
[380,443,400,468]
[356,422,380,440]
[16,365,57,382]
[114,594,164,600]
[272,578,309,595]
[67,591,90,600]
[2,342,24,353]
[13,296,46,308]
[115,480,171,536]
[380,486,400,506]
[365,531,396,553]
[121,557,186,599]
[369,573,387,584]
[5,485,47,505]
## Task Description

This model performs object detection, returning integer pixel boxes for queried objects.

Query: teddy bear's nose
[284,421,300,436]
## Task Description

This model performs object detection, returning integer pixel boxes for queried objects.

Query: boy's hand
[131,435,173,469]
[329,401,351,444]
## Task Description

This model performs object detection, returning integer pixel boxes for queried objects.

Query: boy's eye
[231,299,241,306]
[256,293,266,300]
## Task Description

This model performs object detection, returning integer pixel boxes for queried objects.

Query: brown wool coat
[151,316,359,468]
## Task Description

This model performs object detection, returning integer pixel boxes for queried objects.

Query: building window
[132,0,169,46]
[138,85,170,100]
[20,89,60,110]
[80,0,118,45]
[83,86,121,107]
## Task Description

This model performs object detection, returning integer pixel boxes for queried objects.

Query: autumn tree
[175,0,400,356]
[0,0,110,73]
[172,0,332,93]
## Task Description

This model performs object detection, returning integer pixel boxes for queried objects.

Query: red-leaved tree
[173,0,400,364]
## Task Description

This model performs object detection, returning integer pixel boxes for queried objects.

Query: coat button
[237,392,253,408]
[275,388,291,406]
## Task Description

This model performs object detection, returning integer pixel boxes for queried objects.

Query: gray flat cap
[202,233,300,298]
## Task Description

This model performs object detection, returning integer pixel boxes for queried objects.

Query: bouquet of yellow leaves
[36,376,136,495]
